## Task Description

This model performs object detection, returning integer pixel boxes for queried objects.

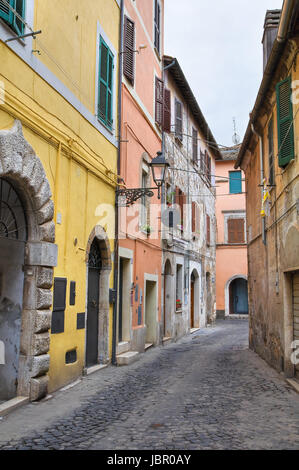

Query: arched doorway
[0,121,57,402]
[190,269,200,329]
[0,179,27,401]
[86,239,102,367]
[85,225,112,368]
[229,278,248,315]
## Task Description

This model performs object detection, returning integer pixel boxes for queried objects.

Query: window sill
[281,158,295,174]
[175,309,182,314]
[97,117,114,136]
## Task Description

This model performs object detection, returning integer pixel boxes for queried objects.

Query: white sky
[164,0,284,147]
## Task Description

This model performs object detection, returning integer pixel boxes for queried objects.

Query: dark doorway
[229,278,248,314]
[118,257,124,343]
[0,179,27,401]
[86,239,102,367]
[190,272,195,328]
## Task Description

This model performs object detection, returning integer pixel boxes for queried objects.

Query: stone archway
[190,269,200,329]
[225,275,248,316]
[163,258,174,338]
[85,225,112,366]
[0,120,57,402]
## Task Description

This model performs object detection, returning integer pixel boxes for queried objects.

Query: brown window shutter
[207,215,211,245]
[155,77,164,125]
[163,88,171,133]
[123,16,135,85]
[207,155,211,184]
[228,219,245,244]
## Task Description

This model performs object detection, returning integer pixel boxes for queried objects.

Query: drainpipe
[251,123,266,246]
[112,0,124,366]
[277,0,295,42]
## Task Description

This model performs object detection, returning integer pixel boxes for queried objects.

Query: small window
[227,218,245,244]
[140,170,148,228]
[154,0,161,54]
[206,214,210,246]
[0,0,25,35]
[229,171,242,194]
[176,264,183,311]
[98,36,114,130]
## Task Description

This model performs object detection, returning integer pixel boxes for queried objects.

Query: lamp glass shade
[150,152,169,187]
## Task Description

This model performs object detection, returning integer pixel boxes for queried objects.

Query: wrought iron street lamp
[149,151,169,200]
[117,151,169,206]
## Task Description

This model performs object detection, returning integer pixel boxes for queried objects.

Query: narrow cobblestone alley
[0,320,298,450]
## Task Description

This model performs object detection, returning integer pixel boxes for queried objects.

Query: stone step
[145,343,153,351]
[116,351,139,366]
[116,341,130,355]
[0,396,29,417]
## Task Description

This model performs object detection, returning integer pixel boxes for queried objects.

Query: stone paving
[0,319,298,450]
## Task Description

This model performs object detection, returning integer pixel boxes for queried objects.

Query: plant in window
[176,299,182,310]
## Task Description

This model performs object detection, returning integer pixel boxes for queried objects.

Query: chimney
[262,9,281,71]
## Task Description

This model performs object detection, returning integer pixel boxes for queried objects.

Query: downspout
[277,0,295,42]
[251,123,266,245]
[112,0,124,366]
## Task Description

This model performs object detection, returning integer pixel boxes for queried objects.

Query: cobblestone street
[0,319,298,450]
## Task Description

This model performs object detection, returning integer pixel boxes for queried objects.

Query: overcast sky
[164,0,283,148]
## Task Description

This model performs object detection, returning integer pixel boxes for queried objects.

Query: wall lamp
[116,151,169,206]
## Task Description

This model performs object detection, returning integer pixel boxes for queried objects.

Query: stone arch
[162,257,175,338]
[190,269,200,329]
[85,225,112,366]
[0,120,57,402]
[225,275,248,316]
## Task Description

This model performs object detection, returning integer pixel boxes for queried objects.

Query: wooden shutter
[192,202,196,234]
[276,76,294,168]
[229,171,242,194]
[163,88,171,133]
[207,154,211,184]
[175,99,183,141]
[206,215,210,245]
[227,218,245,244]
[14,0,25,35]
[155,77,164,125]
[0,0,12,23]
[123,16,135,85]
[98,37,114,128]
[192,128,198,163]
[154,0,160,53]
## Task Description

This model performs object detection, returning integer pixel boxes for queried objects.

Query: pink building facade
[215,146,248,318]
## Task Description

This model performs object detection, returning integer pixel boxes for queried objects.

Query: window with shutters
[268,116,274,186]
[227,218,245,244]
[98,36,114,130]
[154,0,161,55]
[163,88,171,133]
[0,0,25,35]
[155,77,164,126]
[175,187,185,234]
[192,128,198,164]
[175,98,183,142]
[229,171,242,194]
[276,76,294,168]
[123,16,135,85]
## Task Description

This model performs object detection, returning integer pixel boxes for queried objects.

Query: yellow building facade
[0,0,120,402]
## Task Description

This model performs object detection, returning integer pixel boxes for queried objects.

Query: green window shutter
[276,76,294,168]
[0,0,25,34]
[0,0,14,25]
[229,171,242,194]
[98,37,114,129]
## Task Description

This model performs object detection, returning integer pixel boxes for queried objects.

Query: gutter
[112,0,124,366]
[235,0,296,169]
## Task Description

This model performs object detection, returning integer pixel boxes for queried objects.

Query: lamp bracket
[116,187,156,206]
